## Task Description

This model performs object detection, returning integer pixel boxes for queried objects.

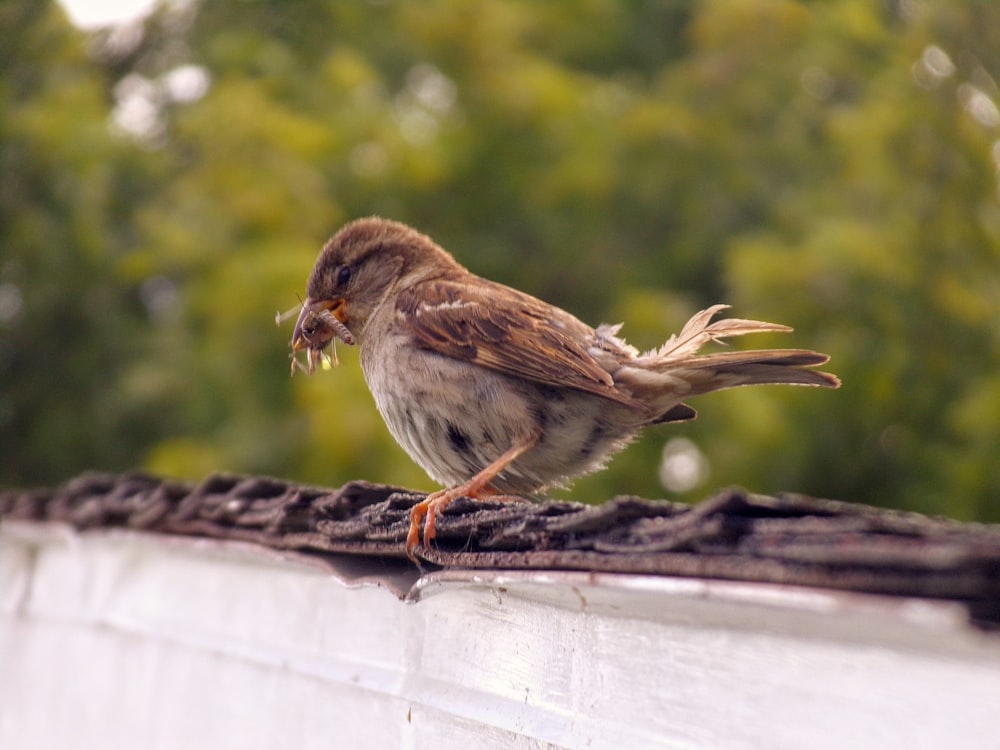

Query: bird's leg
[407,430,540,559]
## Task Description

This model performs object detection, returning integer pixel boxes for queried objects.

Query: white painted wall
[2,522,999,749]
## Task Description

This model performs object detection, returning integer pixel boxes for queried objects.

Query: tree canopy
[2,0,998,521]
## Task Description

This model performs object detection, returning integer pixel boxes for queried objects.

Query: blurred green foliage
[2,0,998,520]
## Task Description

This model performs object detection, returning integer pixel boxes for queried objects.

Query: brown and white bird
[290,217,839,558]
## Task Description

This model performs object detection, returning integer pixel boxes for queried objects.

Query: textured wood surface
[2,472,998,616]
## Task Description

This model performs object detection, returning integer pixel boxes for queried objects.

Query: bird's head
[291,216,461,353]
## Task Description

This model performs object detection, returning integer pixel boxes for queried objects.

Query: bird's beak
[291,298,347,351]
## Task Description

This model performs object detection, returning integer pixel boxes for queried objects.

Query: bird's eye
[336,265,351,287]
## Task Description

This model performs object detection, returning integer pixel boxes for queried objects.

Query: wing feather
[396,279,640,407]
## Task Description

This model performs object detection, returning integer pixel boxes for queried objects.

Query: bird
[289,217,839,559]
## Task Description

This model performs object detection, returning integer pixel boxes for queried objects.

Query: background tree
[2,0,997,521]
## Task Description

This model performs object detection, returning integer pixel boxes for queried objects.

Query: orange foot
[406,431,540,560]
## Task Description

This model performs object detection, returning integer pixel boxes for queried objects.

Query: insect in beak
[278,298,355,376]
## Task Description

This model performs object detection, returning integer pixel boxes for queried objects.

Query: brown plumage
[290,217,839,559]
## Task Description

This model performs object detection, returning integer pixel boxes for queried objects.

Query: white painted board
[2,522,999,749]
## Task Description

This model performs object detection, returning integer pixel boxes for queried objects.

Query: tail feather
[616,306,840,420]
[674,349,840,389]
[653,304,794,361]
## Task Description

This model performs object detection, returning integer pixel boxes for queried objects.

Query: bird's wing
[395,278,641,407]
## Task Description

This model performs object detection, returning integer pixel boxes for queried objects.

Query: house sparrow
[290,217,839,559]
